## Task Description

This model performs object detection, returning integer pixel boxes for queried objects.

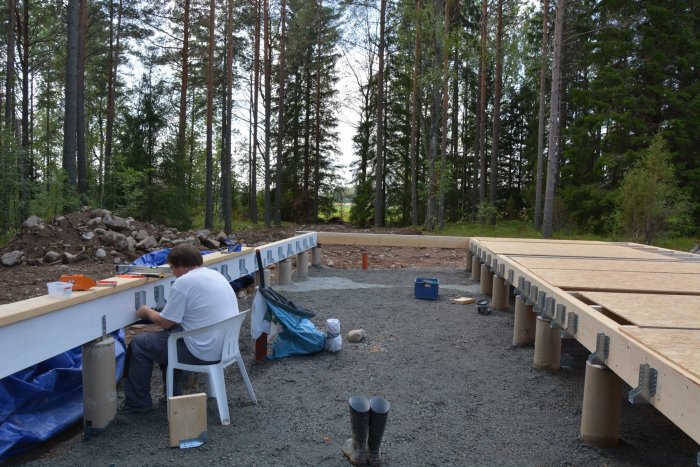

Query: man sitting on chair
[119,243,239,414]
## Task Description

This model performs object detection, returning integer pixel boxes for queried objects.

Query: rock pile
[1,207,235,268]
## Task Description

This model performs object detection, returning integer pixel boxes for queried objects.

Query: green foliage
[30,171,80,220]
[349,181,374,227]
[475,202,497,225]
[614,135,690,244]
[0,130,21,231]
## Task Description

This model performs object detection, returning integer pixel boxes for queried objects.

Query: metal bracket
[534,291,547,315]
[588,333,610,365]
[541,296,554,319]
[220,264,232,281]
[101,315,107,337]
[496,263,504,278]
[564,312,578,335]
[296,241,302,252]
[550,303,565,329]
[278,246,285,260]
[239,258,249,275]
[134,290,147,309]
[287,244,295,256]
[507,269,514,285]
[486,254,492,268]
[517,277,525,294]
[629,363,658,404]
[303,238,308,249]
[154,285,167,310]
[523,281,533,305]
[266,250,274,266]
[529,285,539,304]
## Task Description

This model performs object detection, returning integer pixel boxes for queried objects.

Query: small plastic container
[415,278,439,300]
[47,281,73,298]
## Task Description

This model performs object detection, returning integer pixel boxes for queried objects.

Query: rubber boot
[342,396,370,465]
[368,397,390,466]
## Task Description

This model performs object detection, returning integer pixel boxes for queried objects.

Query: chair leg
[210,369,230,425]
[237,358,257,404]
[205,373,216,398]
[166,366,174,419]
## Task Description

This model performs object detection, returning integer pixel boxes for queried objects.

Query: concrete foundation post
[471,257,481,281]
[296,251,309,279]
[512,296,536,346]
[580,361,623,448]
[82,337,116,434]
[311,247,322,267]
[466,249,473,273]
[480,266,493,295]
[533,316,561,370]
[492,276,508,310]
[278,259,292,285]
[254,268,271,288]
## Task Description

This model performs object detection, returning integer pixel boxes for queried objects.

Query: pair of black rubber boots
[342,396,390,466]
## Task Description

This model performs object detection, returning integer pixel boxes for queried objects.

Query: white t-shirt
[160,267,239,361]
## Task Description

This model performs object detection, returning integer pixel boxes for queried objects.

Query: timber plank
[620,327,700,383]
[580,292,700,329]
[512,257,700,273]
[314,232,469,248]
[477,240,676,260]
[530,268,700,295]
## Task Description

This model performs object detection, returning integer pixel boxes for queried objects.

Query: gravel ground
[13,267,699,466]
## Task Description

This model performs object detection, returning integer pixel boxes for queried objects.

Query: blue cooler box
[414,277,439,300]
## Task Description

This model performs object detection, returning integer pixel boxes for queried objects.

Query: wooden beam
[311,232,469,249]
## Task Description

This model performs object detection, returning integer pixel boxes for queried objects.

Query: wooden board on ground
[580,292,700,329]
[620,327,700,383]
[529,268,700,295]
[168,393,207,448]
[450,297,475,305]
[511,257,700,274]
[475,240,675,260]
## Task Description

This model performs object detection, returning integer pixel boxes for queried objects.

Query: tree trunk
[104,0,123,206]
[204,0,215,228]
[424,0,443,231]
[17,0,30,218]
[373,0,386,227]
[437,0,450,230]
[223,0,234,234]
[176,0,190,221]
[5,0,15,127]
[63,0,80,189]
[489,0,503,224]
[263,0,271,226]
[534,0,549,230]
[250,0,260,223]
[76,0,88,201]
[542,0,566,238]
[477,0,487,204]
[313,0,322,222]
[274,0,287,226]
[409,0,421,227]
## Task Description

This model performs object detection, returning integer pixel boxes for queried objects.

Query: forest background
[0,0,697,248]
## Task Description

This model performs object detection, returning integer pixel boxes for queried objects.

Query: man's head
[167,243,203,277]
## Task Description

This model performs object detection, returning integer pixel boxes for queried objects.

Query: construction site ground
[7,263,698,466]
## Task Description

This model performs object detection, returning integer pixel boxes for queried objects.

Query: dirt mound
[0,212,461,305]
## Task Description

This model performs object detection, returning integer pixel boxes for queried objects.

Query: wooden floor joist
[311,231,470,249]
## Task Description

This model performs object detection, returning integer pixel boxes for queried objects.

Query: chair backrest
[220,310,249,365]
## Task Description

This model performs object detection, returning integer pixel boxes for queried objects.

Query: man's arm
[136,305,177,330]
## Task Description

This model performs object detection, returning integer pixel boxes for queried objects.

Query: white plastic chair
[166,310,257,425]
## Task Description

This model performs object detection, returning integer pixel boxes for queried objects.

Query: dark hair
[167,243,203,268]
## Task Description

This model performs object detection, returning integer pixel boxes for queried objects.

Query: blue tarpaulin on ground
[0,330,125,461]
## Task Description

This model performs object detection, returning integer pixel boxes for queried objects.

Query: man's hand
[136,305,152,320]
[135,305,176,329]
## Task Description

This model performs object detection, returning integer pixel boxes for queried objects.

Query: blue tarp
[258,287,326,359]
[0,330,125,461]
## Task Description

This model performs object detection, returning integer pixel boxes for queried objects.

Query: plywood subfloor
[511,257,700,274]
[476,240,673,260]
[620,327,700,382]
[531,268,700,294]
[580,292,700,329]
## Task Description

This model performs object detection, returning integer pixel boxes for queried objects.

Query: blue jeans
[123,326,216,407]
